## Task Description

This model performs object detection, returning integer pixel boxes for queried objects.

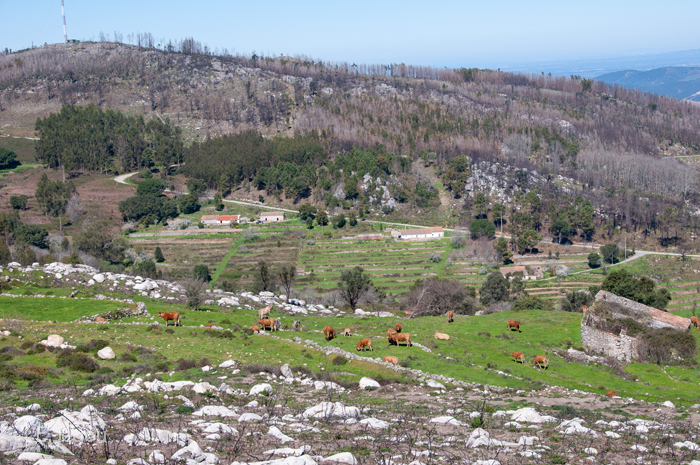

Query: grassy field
[3,284,700,404]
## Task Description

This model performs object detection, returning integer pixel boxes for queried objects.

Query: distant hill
[502,48,700,79]
[596,67,700,101]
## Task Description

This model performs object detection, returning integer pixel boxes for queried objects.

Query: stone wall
[580,319,640,363]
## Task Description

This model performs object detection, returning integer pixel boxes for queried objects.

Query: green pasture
[3,289,700,404]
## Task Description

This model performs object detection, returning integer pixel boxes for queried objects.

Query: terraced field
[296,238,450,295]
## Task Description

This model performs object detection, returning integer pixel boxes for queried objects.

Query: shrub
[10,195,28,210]
[511,295,553,312]
[562,290,594,312]
[479,272,510,305]
[0,346,25,357]
[175,405,194,415]
[75,339,109,353]
[332,355,348,366]
[403,278,477,316]
[175,359,197,371]
[429,252,441,263]
[638,328,698,365]
[56,351,100,373]
[193,264,211,282]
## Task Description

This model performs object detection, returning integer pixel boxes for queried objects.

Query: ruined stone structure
[581,291,691,363]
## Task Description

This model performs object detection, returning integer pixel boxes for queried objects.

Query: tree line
[34,104,184,172]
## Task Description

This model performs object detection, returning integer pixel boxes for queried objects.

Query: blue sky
[2,0,699,70]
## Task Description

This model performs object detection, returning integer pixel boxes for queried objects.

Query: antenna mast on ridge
[61,0,68,43]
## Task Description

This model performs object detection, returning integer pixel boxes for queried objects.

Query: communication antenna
[61,0,68,43]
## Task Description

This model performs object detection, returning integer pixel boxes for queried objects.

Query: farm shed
[581,290,692,363]
[201,215,219,225]
[392,226,444,241]
[500,265,543,280]
[260,211,285,223]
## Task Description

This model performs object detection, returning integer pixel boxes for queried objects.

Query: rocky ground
[1,358,700,465]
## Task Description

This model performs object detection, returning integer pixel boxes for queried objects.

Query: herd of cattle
[157,307,549,370]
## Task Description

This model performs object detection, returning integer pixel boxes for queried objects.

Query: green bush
[511,295,553,312]
[56,351,100,373]
[75,339,110,353]
[175,405,194,415]
[10,195,28,210]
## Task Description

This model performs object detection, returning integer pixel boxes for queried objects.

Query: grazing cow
[510,352,525,364]
[356,339,373,352]
[343,328,352,336]
[446,310,454,323]
[203,324,214,328]
[323,325,336,341]
[507,319,522,332]
[691,316,700,329]
[605,390,617,398]
[258,305,272,320]
[383,356,398,366]
[95,317,107,323]
[251,325,260,332]
[434,330,450,340]
[532,355,549,369]
[395,323,402,333]
[158,312,181,327]
[258,318,280,332]
[389,332,412,347]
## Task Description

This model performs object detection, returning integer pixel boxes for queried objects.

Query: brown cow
[387,327,397,339]
[203,324,214,328]
[434,330,450,340]
[158,312,181,327]
[258,305,272,320]
[507,319,522,332]
[389,332,412,347]
[383,355,398,365]
[251,325,260,332]
[343,328,352,336]
[356,339,373,352]
[258,318,280,332]
[395,323,402,333]
[510,352,525,364]
[532,355,549,369]
[446,310,454,323]
[323,325,336,341]
[605,390,617,398]
[691,316,700,329]
[95,317,107,323]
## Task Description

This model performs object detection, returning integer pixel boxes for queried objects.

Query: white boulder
[13,416,51,438]
[238,413,263,422]
[359,377,380,390]
[0,435,41,454]
[192,406,238,418]
[510,408,557,424]
[359,418,389,429]
[303,402,359,420]
[97,347,115,360]
[46,335,64,347]
[267,426,294,443]
[322,452,357,464]
[426,379,445,390]
[250,383,273,396]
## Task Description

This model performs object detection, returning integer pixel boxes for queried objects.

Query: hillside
[597,66,700,101]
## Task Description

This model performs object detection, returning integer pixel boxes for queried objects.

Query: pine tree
[154,246,165,263]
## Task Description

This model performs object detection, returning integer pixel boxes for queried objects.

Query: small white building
[393,226,444,241]
[260,211,285,223]
[201,215,219,225]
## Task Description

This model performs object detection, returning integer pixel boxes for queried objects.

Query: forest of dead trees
[2,38,700,248]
